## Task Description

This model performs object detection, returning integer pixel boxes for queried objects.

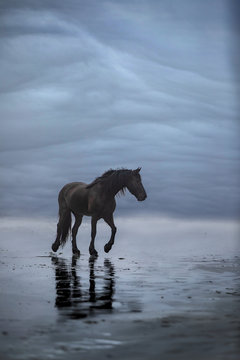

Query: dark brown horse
[51,168,147,257]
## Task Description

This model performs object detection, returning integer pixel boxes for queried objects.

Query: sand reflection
[52,256,115,319]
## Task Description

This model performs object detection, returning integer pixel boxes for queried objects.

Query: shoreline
[0,218,239,359]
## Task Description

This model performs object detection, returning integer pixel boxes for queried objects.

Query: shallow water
[0,217,239,359]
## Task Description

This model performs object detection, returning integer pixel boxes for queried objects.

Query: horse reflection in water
[52,256,115,319]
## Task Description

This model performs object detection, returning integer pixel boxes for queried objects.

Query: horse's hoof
[89,248,98,257]
[51,243,59,252]
[104,244,111,253]
[73,249,80,257]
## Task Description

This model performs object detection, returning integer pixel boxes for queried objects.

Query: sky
[0,0,239,219]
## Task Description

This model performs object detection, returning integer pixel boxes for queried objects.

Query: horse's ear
[134,167,141,174]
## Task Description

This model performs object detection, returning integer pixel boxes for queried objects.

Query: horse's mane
[86,168,132,195]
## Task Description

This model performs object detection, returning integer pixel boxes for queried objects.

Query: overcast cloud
[0,0,239,219]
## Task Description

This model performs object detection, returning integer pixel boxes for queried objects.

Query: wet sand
[0,217,239,359]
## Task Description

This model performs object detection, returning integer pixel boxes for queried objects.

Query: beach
[0,216,239,359]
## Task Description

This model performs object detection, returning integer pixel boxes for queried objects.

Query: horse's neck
[105,180,126,198]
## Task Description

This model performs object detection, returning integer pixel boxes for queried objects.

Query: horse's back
[58,182,84,198]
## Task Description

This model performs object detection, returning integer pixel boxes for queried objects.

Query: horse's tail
[58,208,72,247]
[55,188,72,248]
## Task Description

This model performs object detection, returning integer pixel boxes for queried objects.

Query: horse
[51,167,147,257]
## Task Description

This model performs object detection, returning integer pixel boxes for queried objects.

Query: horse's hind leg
[103,215,117,253]
[72,214,83,256]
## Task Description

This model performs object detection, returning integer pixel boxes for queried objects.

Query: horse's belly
[64,182,115,217]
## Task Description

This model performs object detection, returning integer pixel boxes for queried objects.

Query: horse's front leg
[103,215,117,253]
[89,216,99,257]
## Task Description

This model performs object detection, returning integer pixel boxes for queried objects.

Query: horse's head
[126,167,147,201]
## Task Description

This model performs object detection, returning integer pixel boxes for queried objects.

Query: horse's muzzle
[137,194,147,201]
